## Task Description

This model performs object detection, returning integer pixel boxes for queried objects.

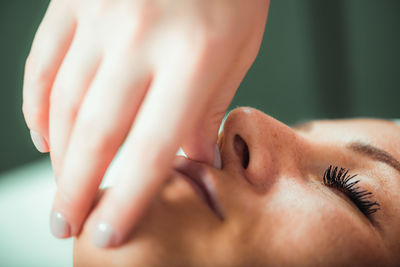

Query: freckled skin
[74,108,400,266]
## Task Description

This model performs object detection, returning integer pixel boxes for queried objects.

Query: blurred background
[0,0,399,173]
[0,1,399,266]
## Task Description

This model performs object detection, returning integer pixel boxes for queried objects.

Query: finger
[179,60,242,168]
[180,96,227,168]
[22,1,76,150]
[50,51,151,239]
[48,27,101,178]
[89,51,220,248]
[182,31,266,168]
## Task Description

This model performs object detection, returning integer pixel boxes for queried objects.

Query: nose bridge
[253,110,303,182]
[224,107,305,188]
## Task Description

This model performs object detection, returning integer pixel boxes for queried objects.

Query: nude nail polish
[30,130,49,153]
[214,144,222,169]
[92,222,116,248]
[50,210,71,238]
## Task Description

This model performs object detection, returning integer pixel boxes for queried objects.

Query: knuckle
[22,56,52,131]
[22,102,46,130]
[50,88,79,122]
[201,31,229,52]
[79,118,116,155]
[138,136,172,168]
[24,54,53,90]
[86,131,115,156]
[148,146,167,167]
[199,18,238,52]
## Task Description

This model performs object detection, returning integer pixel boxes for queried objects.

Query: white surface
[0,158,73,267]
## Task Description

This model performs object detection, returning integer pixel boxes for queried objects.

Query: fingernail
[30,130,49,153]
[93,222,116,248]
[214,144,222,169]
[50,210,71,238]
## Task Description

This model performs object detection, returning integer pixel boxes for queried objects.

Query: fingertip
[50,210,71,239]
[30,129,49,153]
[50,185,92,240]
[92,222,120,248]
[213,143,222,169]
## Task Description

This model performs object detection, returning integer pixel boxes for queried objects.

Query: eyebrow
[291,120,314,132]
[292,122,400,173]
[348,142,400,174]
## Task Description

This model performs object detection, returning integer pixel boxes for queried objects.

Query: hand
[22,0,270,247]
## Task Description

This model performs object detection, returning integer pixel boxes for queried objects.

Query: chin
[74,174,223,267]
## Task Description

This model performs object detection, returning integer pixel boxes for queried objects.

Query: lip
[173,157,225,221]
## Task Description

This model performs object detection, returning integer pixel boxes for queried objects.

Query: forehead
[294,119,400,160]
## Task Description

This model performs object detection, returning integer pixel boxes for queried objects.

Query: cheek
[244,185,386,265]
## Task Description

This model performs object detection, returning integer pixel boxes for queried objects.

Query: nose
[219,107,305,189]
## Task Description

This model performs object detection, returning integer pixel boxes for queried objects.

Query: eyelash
[323,165,380,217]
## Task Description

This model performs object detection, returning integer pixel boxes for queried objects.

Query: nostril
[234,134,250,169]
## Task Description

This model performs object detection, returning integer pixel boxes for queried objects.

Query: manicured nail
[93,222,116,248]
[30,130,49,153]
[50,210,71,238]
[214,144,222,169]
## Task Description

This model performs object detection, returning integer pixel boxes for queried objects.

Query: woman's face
[74,107,400,266]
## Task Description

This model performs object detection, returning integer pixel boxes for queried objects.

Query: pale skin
[74,107,400,266]
[22,0,270,246]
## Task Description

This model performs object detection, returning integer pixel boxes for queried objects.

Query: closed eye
[323,165,380,220]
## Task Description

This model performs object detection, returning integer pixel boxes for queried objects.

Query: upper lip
[173,157,224,221]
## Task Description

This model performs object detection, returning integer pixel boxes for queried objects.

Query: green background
[0,0,399,173]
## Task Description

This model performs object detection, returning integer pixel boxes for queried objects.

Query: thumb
[180,102,226,169]
[181,24,265,167]
[181,63,242,168]
[181,63,252,168]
